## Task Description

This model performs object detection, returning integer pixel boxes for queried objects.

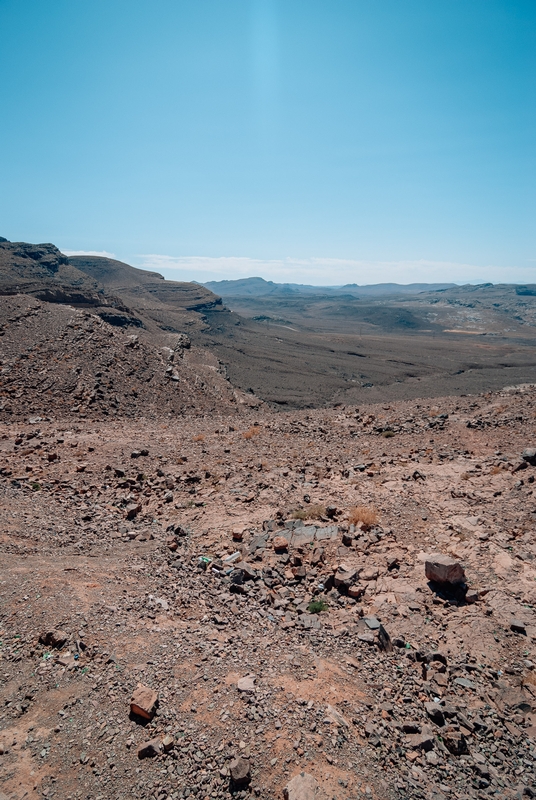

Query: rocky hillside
[0,239,258,420]
[0,295,257,420]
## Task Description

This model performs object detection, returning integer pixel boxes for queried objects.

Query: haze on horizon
[0,1,534,286]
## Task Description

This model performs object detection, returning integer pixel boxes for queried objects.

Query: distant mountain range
[202,276,458,298]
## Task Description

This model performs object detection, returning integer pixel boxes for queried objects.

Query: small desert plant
[192,434,205,442]
[490,465,503,475]
[291,504,326,521]
[348,505,379,530]
[381,430,395,438]
[243,426,261,440]
[307,600,328,614]
[460,472,470,481]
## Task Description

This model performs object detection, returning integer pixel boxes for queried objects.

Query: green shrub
[307,600,328,614]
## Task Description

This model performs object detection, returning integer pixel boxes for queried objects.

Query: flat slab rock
[284,772,324,800]
[286,525,339,546]
[237,675,255,692]
[425,553,465,584]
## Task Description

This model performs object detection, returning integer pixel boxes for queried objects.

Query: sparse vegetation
[307,600,328,614]
[291,504,326,521]
[490,464,503,475]
[348,504,379,530]
[192,434,205,442]
[243,426,261,440]
[381,429,395,438]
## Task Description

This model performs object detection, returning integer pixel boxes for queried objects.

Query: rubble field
[1,386,536,800]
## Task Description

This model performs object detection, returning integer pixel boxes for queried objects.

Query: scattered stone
[237,675,255,692]
[522,447,536,466]
[511,619,527,635]
[442,728,468,755]
[334,564,357,591]
[465,588,479,604]
[377,624,393,653]
[229,756,251,787]
[406,728,434,752]
[425,554,466,584]
[137,738,161,759]
[453,677,475,690]
[39,629,68,648]
[130,684,158,720]
[364,616,380,630]
[425,702,445,726]
[125,503,141,520]
[284,771,321,800]
[325,704,350,728]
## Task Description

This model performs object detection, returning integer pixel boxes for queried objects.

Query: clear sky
[1,0,534,284]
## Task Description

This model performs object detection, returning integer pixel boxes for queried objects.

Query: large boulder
[425,554,465,585]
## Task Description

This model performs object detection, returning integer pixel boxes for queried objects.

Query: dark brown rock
[229,756,250,786]
[442,727,468,755]
[137,738,161,759]
[425,554,465,584]
[39,629,68,649]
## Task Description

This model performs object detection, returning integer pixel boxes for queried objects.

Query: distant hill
[203,276,457,298]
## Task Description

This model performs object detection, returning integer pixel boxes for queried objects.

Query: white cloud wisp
[132,254,535,286]
[62,249,117,259]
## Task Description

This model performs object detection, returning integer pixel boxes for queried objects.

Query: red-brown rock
[425,554,465,584]
[130,684,158,720]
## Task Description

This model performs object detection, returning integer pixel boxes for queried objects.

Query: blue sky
[0,0,534,284]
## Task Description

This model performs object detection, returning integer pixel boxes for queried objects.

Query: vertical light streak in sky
[250,0,279,146]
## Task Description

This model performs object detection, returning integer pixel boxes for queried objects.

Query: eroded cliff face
[0,239,96,293]
[69,254,224,312]
[0,239,226,340]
